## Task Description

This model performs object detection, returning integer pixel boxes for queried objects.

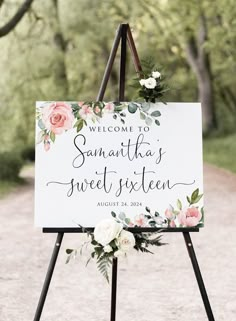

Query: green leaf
[66,249,74,254]
[177,199,182,210]
[191,188,199,202]
[145,206,151,213]
[128,102,138,114]
[76,119,84,132]
[38,119,45,130]
[140,111,146,120]
[125,217,131,224]
[192,194,203,204]
[119,212,126,220]
[141,102,150,112]
[151,110,161,117]
[187,196,191,204]
[111,211,116,218]
[155,119,160,126]
[145,117,152,126]
[50,131,55,143]
[155,211,160,217]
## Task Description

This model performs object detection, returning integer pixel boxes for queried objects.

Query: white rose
[152,71,161,79]
[144,77,157,89]
[139,79,146,86]
[104,245,113,253]
[94,219,123,246]
[114,250,125,258]
[117,230,135,253]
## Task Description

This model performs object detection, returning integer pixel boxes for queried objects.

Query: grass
[203,133,236,174]
[0,178,25,198]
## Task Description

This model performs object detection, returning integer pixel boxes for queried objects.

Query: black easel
[33,24,215,321]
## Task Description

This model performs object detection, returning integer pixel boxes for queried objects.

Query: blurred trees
[0,0,235,153]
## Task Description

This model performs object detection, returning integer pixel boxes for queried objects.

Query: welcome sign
[35,101,204,228]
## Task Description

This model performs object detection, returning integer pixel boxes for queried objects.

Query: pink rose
[42,102,74,135]
[104,102,115,113]
[79,104,94,120]
[134,214,147,227]
[178,207,202,227]
[165,208,175,220]
[169,220,176,228]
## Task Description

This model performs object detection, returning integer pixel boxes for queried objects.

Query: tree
[0,0,34,37]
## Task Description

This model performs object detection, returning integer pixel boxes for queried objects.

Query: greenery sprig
[132,57,169,103]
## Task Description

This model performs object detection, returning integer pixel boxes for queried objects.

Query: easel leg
[33,232,64,321]
[183,232,215,321]
[110,258,118,321]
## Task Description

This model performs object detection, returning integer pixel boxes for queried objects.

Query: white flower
[144,77,157,89]
[104,245,113,253]
[94,219,123,246]
[116,230,135,253]
[114,250,125,257]
[152,71,161,79]
[139,79,146,86]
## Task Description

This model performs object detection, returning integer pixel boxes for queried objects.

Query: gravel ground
[0,164,236,321]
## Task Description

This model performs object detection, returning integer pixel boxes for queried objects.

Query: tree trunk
[185,14,217,133]
[51,0,68,98]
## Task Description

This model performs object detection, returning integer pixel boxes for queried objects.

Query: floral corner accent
[111,188,204,229]
[36,101,162,151]
[66,189,203,282]
[66,218,165,283]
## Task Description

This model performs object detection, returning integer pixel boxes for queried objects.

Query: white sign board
[35,102,204,228]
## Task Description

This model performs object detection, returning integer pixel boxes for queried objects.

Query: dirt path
[0,164,236,321]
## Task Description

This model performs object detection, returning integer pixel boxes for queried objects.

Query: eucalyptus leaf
[145,117,153,126]
[155,119,160,126]
[111,211,116,218]
[119,212,126,220]
[140,111,146,120]
[38,119,45,130]
[141,102,151,112]
[128,102,138,114]
[151,110,161,117]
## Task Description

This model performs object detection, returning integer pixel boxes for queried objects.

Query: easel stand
[33,24,215,321]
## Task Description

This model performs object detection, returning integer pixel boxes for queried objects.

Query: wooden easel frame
[33,24,215,321]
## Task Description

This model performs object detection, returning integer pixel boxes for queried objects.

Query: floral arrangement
[36,101,162,151]
[111,188,204,229]
[66,189,203,282]
[66,217,165,282]
[133,58,169,103]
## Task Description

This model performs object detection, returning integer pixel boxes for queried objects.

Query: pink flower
[165,208,175,220]
[178,207,202,227]
[78,101,84,107]
[134,214,147,227]
[169,220,176,228]
[44,142,50,151]
[42,102,74,135]
[104,102,115,113]
[94,106,101,114]
[44,134,50,142]
[79,104,94,120]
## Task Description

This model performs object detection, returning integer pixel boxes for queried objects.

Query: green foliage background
[0,0,235,154]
